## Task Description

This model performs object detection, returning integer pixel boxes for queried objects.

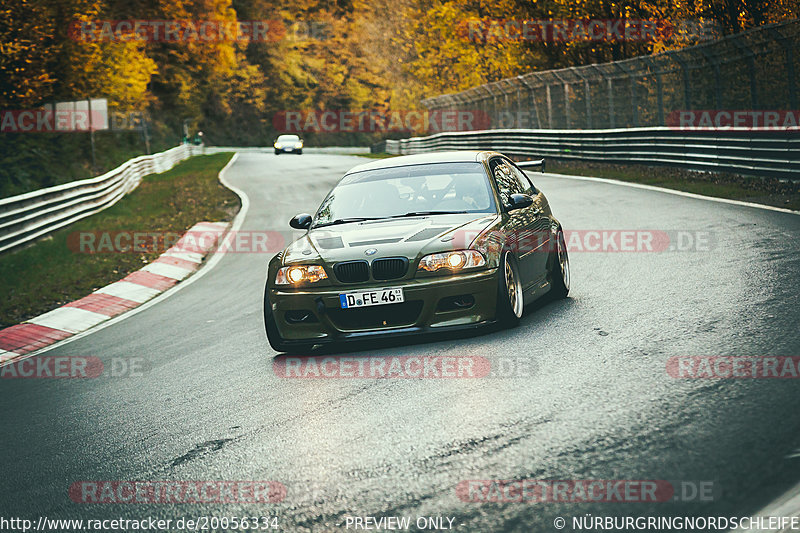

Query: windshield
[313,162,496,227]
[277,135,300,142]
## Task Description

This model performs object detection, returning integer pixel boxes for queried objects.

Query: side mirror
[289,213,313,229]
[506,194,534,212]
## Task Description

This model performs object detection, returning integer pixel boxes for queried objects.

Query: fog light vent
[437,294,475,311]
[284,310,318,323]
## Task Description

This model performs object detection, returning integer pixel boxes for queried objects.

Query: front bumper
[268,268,499,343]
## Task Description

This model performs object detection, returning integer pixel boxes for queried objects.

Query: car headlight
[417,250,486,273]
[295,142,303,148]
[275,265,328,285]
[274,143,283,148]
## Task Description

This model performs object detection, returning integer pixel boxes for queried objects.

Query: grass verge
[0,152,237,328]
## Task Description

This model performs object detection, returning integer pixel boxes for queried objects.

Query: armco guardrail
[383,128,800,180]
[0,144,200,255]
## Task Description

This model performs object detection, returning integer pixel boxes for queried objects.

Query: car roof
[345,150,498,174]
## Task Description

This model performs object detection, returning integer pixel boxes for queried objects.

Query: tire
[548,228,570,299]
[264,289,313,354]
[274,150,280,155]
[495,250,524,328]
[297,149,303,155]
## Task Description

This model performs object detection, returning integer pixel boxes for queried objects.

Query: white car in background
[274,134,303,155]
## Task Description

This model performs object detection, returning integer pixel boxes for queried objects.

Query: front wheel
[495,251,524,328]
[548,229,570,299]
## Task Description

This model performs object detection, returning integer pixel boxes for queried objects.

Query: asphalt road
[1,151,800,532]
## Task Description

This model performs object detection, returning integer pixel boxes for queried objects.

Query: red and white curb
[0,221,229,364]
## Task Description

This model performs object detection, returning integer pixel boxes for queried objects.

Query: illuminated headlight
[417,250,486,273]
[275,265,328,285]
[294,142,303,148]
[274,143,283,148]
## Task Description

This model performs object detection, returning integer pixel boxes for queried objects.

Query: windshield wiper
[314,217,383,228]
[315,212,468,228]
[389,211,469,218]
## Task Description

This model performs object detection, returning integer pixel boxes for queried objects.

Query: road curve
[1,151,799,532]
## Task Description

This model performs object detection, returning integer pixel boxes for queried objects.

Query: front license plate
[339,288,404,309]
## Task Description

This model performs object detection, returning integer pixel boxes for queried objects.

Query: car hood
[281,213,499,264]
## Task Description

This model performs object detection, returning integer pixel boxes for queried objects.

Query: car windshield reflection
[313,163,496,228]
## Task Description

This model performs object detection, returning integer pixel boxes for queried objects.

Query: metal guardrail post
[672,54,693,111]
[614,62,638,127]
[503,87,510,128]
[768,26,797,109]
[698,47,723,110]
[484,85,497,129]
[515,82,524,127]
[551,70,570,129]
[587,65,609,128]
[607,78,615,129]
[643,57,666,126]
[568,67,592,129]
[518,76,542,128]
[730,38,759,109]
[87,98,97,171]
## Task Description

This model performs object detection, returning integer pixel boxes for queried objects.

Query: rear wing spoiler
[516,159,545,173]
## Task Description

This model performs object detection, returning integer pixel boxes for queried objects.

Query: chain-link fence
[421,20,799,130]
